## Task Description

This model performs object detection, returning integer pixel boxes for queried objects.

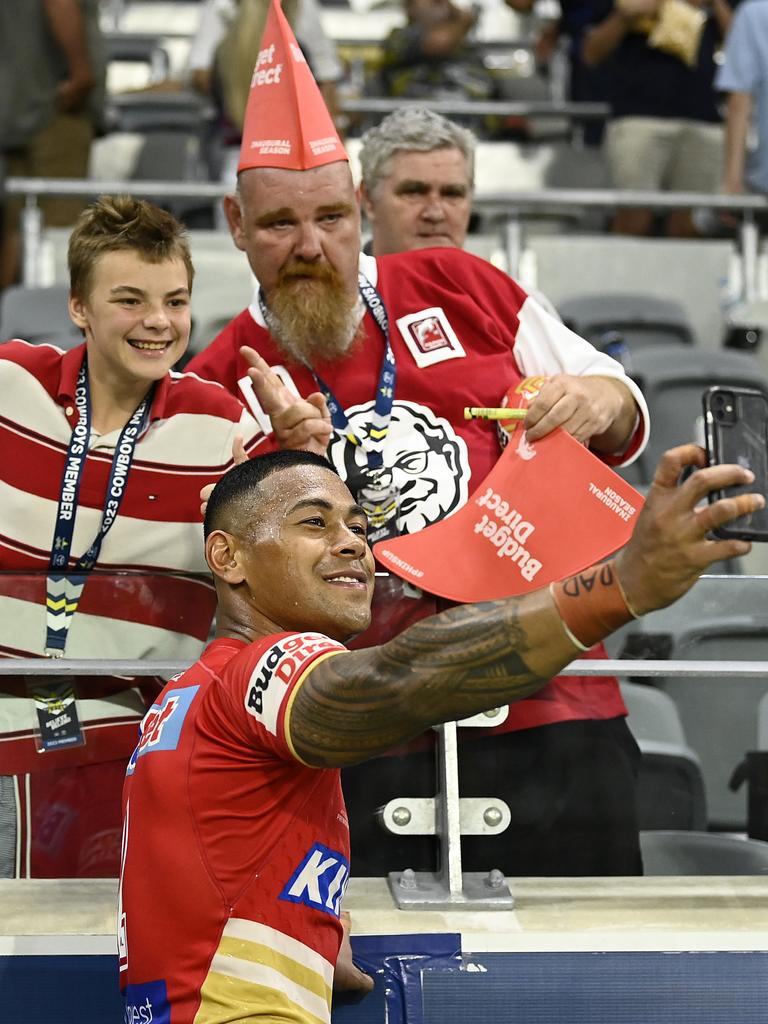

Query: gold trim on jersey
[283,649,347,766]
[193,918,334,1024]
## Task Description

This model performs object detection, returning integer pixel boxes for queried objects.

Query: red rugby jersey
[120,632,349,1024]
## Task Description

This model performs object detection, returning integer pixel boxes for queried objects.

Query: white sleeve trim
[515,294,650,467]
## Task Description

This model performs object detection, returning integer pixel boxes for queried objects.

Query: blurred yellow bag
[647,0,706,67]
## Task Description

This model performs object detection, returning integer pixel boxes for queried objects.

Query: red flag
[373,428,644,602]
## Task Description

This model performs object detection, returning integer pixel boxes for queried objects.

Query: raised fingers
[694,489,765,535]
[649,444,707,490]
[679,461,757,507]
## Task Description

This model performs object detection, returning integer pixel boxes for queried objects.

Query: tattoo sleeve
[290,589,578,768]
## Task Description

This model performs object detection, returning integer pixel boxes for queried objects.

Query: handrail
[339,98,610,120]
[1,658,766,678]
[6,176,765,298]
[7,177,766,212]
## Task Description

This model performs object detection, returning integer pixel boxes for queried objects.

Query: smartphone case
[703,385,768,542]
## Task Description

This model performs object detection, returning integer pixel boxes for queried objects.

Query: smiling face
[224,463,376,641]
[362,147,472,256]
[68,250,190,393]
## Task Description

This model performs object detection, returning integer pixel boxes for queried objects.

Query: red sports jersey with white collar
[119,632,349,1024]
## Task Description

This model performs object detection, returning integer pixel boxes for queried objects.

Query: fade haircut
[68,194,194,300]
[359,107,476,199]
[204,450,339,540]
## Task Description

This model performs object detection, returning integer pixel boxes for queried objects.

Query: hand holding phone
[703,385,768,542]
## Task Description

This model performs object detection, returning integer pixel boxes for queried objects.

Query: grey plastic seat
[621,682,707,831]
[618,344,768,487]
[617,576,768,830]
[0,284,82,349]
[105,90,213,134]
[640,829,768,875]
[759,693,768,750]
[559,292,695,351]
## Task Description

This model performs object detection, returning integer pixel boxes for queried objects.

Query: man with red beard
[188,0,652,878]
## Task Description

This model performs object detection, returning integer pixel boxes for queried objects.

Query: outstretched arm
[289,445,763,767]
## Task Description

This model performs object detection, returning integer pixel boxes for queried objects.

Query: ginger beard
[266,260,365,363]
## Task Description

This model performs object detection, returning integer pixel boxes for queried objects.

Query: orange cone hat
[238,0,348,172]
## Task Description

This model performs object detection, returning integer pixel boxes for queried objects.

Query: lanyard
[44,357,152,657]
[259,272,396,470]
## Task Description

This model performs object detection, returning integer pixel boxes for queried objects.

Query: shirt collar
[57,342,171,428]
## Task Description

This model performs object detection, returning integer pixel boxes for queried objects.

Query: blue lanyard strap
[45,357,152,657]
[259,272,396,470]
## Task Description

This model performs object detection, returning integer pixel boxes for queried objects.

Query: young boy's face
[68,250,191,391]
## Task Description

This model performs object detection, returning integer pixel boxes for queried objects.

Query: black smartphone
[703,385,768,541]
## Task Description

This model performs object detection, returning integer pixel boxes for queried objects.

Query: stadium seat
[0,285,81,349]
[104,31,171,92]
[759,693,768,750]
[616,577,768,830]
[621,682,707,831]
[184,232,255,362]
[617,344,768,487]
[518,235,738,349]
[558,293,695,352]
[105,90,213,134]
[640,830,768,875]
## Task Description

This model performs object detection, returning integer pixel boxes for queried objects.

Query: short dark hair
[68,194,194,300]
[204,450,338,539]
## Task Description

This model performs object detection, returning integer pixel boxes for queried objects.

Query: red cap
[238,0,348,172]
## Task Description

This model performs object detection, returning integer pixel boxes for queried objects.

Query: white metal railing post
[21,195,44,287]
[740,212,760,303]
[435,723,464,898]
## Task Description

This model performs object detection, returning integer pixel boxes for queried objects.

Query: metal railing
[2,653,766,908]
[6,176,768,300]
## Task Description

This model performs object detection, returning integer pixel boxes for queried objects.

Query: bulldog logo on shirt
[327,400,470,535]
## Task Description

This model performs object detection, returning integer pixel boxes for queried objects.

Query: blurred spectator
[582,0,733,235]
[0,195,262,878]
[0,0,105,291]
[359,107,475,255]
[508,0,613,144]
[717,0,768,198]
[187,0,343,181]
[358,106,563,317]
[378,0,497,111]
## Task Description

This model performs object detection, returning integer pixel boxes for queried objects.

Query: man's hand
[616,444,764,615]
[333,911,374,994]
[200,435,248,518]
[241,346,333,456]
[57,70,95,112]
[523,374,636,452]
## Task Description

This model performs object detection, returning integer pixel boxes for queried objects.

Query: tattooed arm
[290,445,764,768]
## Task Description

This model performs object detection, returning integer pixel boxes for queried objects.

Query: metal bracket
[384,722,514,910]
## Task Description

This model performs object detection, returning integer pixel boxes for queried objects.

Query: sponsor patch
[279,842,350,917]
[245,633,344,737]
[396,307,466,368]
[122,980,170,1024]
[126,686,199,775]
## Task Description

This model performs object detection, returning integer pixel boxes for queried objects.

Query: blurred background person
[0,0,105,291]
[377,0,498,131]
[358,106,475,255]
[582,0,733,236]
[186,0,343,183]
[358,106,563,316]
[717,0,768,201]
